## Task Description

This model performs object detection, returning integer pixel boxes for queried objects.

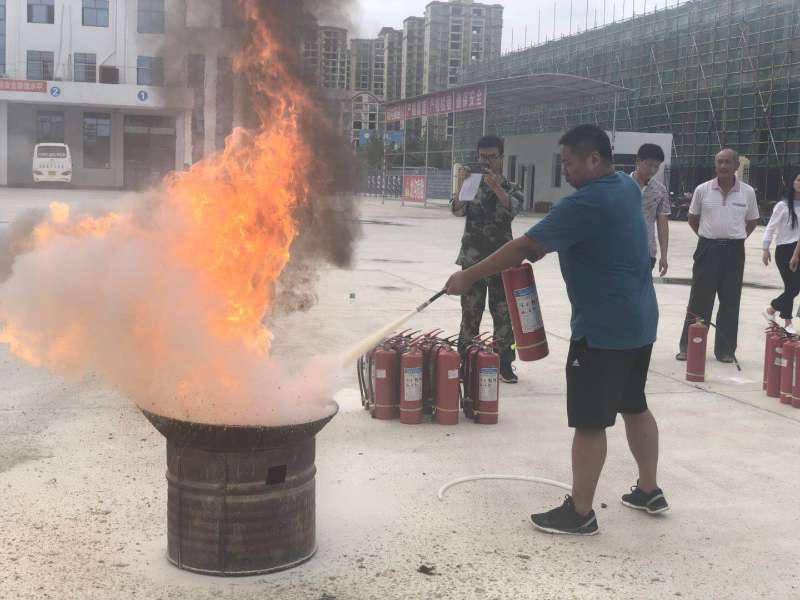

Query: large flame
[0,1,337,425]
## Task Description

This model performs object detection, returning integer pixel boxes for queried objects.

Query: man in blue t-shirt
[445,125,668,536]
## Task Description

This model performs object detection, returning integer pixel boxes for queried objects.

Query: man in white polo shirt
[677,148,760,363]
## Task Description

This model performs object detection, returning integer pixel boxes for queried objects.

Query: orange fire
[0,1,331,425]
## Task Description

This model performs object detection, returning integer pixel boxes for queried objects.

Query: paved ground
[1,189,799,599]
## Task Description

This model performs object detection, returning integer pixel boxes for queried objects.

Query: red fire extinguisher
[686,319,708,382]
[501,264,549,362]
[432,345,460,425]
[399,346,424,425]
[371,345,399,420]
[793,346,800,409]
[764,328,781,393]
[473,348,500,425]
[766,335,785,399]
[780,339,797,405]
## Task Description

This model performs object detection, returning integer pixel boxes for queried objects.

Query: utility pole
[538,9,541,43]
[569,0,573,34]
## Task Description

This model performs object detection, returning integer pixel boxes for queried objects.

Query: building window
[74,53,97,82]
[37,111,65,142]
[215,56,233,150]
[137,56,163,85]
[138,0,164,34]
[187,54,205,163]
[83,113,111,169]
[82,0,108,27]
[0,1,6,74]
[27,50,54,80]
[28,0,54,23]
[552,154,562,188]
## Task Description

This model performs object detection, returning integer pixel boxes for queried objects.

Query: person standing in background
[676,149,760,364]
[765,172,800,333]
[451,135,524,383]
[631,144,670,276]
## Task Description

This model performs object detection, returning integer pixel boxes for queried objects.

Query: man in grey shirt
[631,144,670,276]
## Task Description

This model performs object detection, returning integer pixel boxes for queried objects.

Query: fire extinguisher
[780,339,797,405]
[473,348,500,425]
[763,326,776,390]
[501,264,549,362]
[793,346,800,409]
[766,334,785,399]
[432,345,460,425]
[399,346,424,425]
[686,319,708,382]
[371,345,399,420]
[764,327,781,393]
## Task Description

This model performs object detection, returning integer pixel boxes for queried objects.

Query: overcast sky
[354,0,690,51]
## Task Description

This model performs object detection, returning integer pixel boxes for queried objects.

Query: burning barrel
[143,405,337,576]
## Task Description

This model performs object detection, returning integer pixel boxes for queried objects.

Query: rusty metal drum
[143,406,337,576]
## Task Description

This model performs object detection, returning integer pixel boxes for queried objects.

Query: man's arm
[687,185,703,236]
[445,235,547,295]
[688,213,700,235]
[656,213,669,276]
[745,191,760,238]
[450,167,469,216]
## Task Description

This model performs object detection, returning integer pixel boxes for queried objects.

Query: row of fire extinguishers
[356,264,550,425]
[762,323,800,408]
[686,317,800,409]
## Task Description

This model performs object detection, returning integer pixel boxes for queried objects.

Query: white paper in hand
[459,174,483,202]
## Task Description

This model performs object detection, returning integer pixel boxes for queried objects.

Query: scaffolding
[459,0,800,201]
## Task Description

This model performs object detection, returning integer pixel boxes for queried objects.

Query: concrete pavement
[1,191,799,600]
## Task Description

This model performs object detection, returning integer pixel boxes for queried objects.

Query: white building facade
[0,0,245,189]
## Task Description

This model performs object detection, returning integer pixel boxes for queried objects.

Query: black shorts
[566,338,652,429]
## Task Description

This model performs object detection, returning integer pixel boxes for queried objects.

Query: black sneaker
[530,496,598,535]
[621,484,669,514]
[675,351,687,361]
[500,363,518,384]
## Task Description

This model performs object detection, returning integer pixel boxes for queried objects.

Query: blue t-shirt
[526,172,658,350]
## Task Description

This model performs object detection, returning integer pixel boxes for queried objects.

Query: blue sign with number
[49,86,61,97]
[137,90,149,102]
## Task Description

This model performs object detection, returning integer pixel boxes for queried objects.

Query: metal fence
[360,168,453,201]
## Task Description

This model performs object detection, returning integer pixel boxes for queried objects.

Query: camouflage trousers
[457,271,516,365]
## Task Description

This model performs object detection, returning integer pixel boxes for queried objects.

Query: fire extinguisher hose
[437,474,571,501]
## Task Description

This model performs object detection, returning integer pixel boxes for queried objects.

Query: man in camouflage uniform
[451,135,524,383]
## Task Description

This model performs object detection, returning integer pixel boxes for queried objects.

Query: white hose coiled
[437,474,572,501]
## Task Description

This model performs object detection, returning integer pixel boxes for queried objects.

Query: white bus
[33,143,72,184]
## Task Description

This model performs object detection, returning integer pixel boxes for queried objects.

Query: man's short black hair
[477,135,504,156]
[559,125,613,162]
[637,143,665,162]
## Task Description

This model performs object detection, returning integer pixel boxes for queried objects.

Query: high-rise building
[401,17,425,99]
[379,27,403,102]
[319,26,349,90]
[423,0,503,94]
[349,31,402,101]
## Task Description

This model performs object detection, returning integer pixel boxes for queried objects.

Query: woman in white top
[763,172,800,333]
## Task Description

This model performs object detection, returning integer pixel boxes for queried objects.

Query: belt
[699,237,745,246]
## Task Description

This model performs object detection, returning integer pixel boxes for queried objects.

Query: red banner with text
[385,85,486,123]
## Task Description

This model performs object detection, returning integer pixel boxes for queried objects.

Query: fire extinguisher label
[404,367,423,402]
[448,369,459,380]
[479,367,498,401]
[513,286,542,334]
[376,369,387,379]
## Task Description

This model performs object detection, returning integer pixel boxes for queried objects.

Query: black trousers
[679,237,745,358]
[771,242,800,319]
